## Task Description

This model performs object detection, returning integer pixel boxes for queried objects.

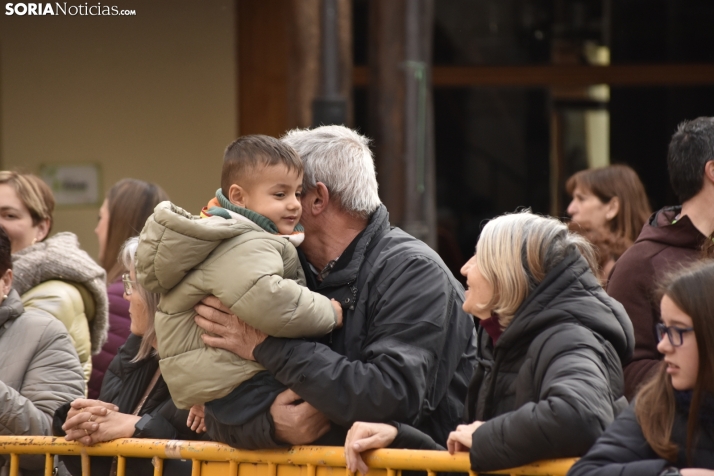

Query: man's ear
[228,184,247,207]
[34,218,50,243]
[705,160,714,185]
[605,196,620,221]
[311,182,330,215]
[1,269,12,298]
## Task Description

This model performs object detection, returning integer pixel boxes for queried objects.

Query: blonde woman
[345,211,635,474]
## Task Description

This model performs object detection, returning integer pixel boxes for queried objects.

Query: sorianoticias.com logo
[5,3,136,15]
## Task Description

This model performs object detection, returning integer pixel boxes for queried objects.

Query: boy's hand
[330,299,343,328]
[187,404,207,434]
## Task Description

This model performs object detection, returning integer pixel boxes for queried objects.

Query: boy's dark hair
[667,116,714,203]
[221,135,303,196]
[0,226,12,276]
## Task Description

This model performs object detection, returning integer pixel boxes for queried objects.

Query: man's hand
[446,420,483,454]
[271,389,330,445]
[194,295,267,361]
[331,299,344,328]
[345,422,398,474]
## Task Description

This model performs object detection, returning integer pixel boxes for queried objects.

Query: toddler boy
[135,135,342,421]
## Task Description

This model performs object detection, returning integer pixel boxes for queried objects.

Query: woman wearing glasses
[568,260,714,476]
[53,238,202,476]
[88,179,168,399]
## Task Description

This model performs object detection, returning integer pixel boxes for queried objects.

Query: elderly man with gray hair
[194,125,477,448]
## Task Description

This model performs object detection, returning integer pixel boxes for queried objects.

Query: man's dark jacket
[54,334,201,476]
[391,249,635,473]
[607,207,705,400]
[205,205,477,448]
[567,402,714,476]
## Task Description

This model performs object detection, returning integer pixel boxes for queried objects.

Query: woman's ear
[34,218,50,243]
[1,269,13,298]
[605,197,620,221]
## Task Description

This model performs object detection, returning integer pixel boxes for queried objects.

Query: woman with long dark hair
[568,260,714,476]
[88,179,168,398]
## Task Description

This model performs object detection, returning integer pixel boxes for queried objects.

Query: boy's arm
[206,238,337,338]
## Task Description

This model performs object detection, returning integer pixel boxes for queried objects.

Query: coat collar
[316,205,391,288]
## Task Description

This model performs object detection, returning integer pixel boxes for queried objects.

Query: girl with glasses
[568,260,714,476]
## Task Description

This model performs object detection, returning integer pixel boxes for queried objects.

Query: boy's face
[230,164,303,235]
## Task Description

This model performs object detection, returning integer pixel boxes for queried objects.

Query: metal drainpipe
[312,0,347,127]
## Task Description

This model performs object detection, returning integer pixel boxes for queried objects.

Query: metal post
[312,0,347,126]
[402,0,436,247]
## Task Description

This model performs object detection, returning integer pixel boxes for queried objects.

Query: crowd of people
[0,118,712,476]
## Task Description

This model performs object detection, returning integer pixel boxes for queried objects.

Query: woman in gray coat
[0,225,85,475]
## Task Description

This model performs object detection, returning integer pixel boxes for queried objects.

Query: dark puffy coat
[391,249,635,473]
[567,402,714,476]
[54,334,201,476]
[205,205,477,448]
[88,280,131,399]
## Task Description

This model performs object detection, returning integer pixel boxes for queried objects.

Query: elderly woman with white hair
[345,211,635,474]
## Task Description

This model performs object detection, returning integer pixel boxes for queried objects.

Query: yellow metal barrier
[0,436,576,476]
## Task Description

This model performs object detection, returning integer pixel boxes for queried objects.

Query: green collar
[214,189,304,234]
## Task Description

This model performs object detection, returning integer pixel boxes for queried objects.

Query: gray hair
[281,125,381,217]
[120,237,159,362]
[475,211,599,327]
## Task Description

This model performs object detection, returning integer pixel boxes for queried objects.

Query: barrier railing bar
[192,458,202,476]
[9,453,18,476]
[81,450,90,476]
[0,437,576,476]
[117,455,126,476]
[153,456,164,476]
[229,459,239,476]
[45,453,53,476]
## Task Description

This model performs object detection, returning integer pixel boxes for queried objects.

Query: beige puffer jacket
[12,233,109,388]
[135,202,337,409]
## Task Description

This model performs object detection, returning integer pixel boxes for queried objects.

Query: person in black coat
[568,260,714,476]
[52,238,203,476]
[344,211,635,474]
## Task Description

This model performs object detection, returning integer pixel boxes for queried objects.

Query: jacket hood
[11,232,109,353]
[136,201,266,294]
[0,290,23,329]
[634,206,706,251]
[499,248,634,362]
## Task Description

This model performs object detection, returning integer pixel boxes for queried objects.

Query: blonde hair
[0,171,55,236]
[475,211,599,327]
[120,237,159,362]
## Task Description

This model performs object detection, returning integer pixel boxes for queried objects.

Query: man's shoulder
[361,228,461,293]
[373,227,446,264]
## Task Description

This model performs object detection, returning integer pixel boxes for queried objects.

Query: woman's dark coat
[567,402,714,475]
[53,333,202,476]
[392,250,635,473]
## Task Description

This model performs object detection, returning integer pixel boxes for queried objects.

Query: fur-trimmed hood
[12,232,109,353]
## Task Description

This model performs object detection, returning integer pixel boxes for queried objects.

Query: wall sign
[39,164,101,206]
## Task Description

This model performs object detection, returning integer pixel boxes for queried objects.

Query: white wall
[0,0,237,259]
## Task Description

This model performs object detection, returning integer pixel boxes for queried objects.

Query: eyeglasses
[656,323,694,347]
[122,273,135,296]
